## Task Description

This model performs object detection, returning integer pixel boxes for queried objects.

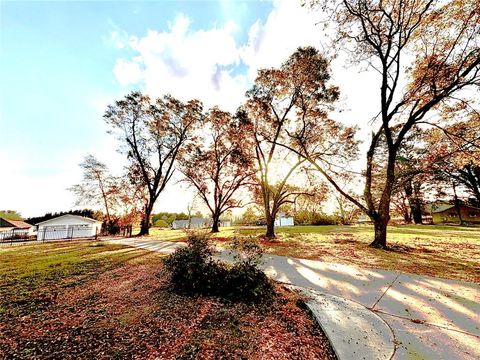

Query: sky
[0,0,379,218]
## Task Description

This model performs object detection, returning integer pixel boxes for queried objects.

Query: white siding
[37,215,101,240]
[275,216,294,226]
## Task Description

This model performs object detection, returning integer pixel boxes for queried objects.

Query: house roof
[431,203,480,214]
[0,218,33,229]
[36,214,101,226]
[431,203,456,213]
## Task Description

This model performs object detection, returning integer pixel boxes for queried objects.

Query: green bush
[154,219,169,228]
[164,234,273,302]
[226,237,273,302]
[311,213,337,225]
[294,210,338,225]
[163,234,226,296]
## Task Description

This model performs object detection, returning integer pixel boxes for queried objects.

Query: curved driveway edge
[290,285,395,360]
[106,238,480,359]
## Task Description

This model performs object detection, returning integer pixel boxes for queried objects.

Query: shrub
[154,219,169,228]
[311,213,338,225]
[102,218,121,235]
[226,237,273,302]
[164,234,273,302]
[163,234,227,296]
[294,210,338,225]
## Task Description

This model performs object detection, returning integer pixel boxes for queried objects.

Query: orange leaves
[0,253,335,359]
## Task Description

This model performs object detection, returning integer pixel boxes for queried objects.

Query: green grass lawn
[0,241,147,314]
[138,226,237,241]
[136,227,187,241]
[144,224,480,283]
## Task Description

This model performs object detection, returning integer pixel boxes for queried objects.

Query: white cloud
[113,58,143,86]
[240,0,324,81]
[110,30,129,49]
[105,0,379,213]
[110,1,360,115]
[112,14,246,111]
[1,0,384,218]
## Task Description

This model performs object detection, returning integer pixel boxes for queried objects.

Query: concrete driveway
[109,238,480,359]
[260,255,480,360]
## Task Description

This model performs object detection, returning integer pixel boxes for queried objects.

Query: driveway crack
[373,309,480,338]
[371,272,401,310]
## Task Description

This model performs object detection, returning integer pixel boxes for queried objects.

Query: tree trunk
[411,182,423,224]
[411,202,422,224]
[211,212,220,233]
[138,202,153,236]
[371,216,388,248]
[265,218,275,239]
[370,166,393,249]
[403,181,414,223]
[452,183,464,225]
[139,218,150,235]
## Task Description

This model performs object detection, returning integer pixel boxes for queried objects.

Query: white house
[274,213,294,226]
[218,218,232,227]
[0,218,35,240]
[36,214,102,240]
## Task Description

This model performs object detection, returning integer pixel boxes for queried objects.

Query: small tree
[239,207,259,225]
[69,155,117,222]
[179,108,254,232]
[104,92,203,235]
[335,195,361,225]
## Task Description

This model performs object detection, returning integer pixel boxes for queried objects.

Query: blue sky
[0,0,377,217]
[0,0,271,173]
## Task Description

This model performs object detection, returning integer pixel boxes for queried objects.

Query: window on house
[468,212,478,217]
[448,212,457,217]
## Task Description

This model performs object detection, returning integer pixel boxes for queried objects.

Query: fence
[0,224,131,245]
[37,226,98,241]
[0,230,35,244]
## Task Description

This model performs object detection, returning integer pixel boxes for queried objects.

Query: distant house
[0,218,35,236]
[431,203,480,224]
[36,214,102,240]
[255,213,295,227]
[218,218,232,227]
[274,213,294,226]
[172,217,209,230]
[172,217,232,230]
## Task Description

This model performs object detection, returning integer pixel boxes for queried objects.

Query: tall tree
[179,108,254,232]
[244,46,358,238]
[69,155,116,222]
[104,92,203,235]
[243,47,346,238]
[304,0,480,247]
